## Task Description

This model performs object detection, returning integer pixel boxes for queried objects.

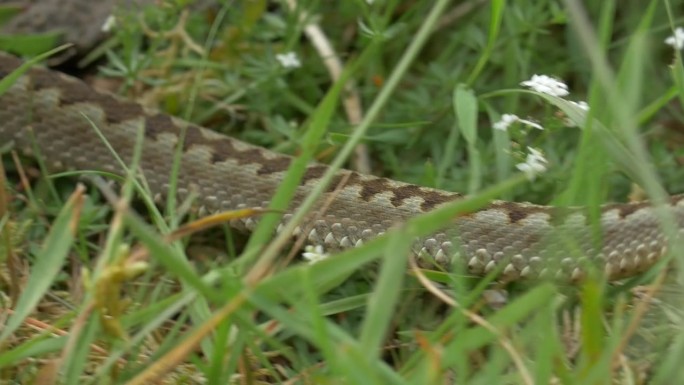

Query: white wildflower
[366,0,374,4]
[569,100,589,111]
[276,52,301,69]
[564,100,590,127]
[521,74,569,97]
[493,114,544,131]
[302,245,329,264]
[494,114,519,131]
[101,15,116,32]
[516,147,548,180]
[665,27,684,50]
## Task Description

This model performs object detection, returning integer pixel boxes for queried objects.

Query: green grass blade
[0,186,84,344]
[0,336,67,367]
[0,44,72,94]
[123,212,216,301]
[60,314,99,384]
[358,230,411,359]
[465,0,505,85]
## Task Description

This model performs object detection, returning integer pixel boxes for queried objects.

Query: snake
[0,1,683,282]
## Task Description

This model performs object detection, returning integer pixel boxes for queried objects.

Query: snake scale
[1,1,683,282]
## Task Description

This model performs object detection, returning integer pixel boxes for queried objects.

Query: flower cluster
[276,52,301,69]
[516,147,548,180]
[492,72,594,179]
[302,245,329,264]
[520,74,569,97]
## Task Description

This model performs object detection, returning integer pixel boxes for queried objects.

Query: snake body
[0,2,683,282]
[0,54,683,281]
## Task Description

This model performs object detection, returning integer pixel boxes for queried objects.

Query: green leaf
[0,33,63,57]
[453,84,478,145]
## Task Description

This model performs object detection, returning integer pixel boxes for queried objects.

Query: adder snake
[0,0,683,282]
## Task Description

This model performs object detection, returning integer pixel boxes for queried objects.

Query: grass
[2,0,684,383]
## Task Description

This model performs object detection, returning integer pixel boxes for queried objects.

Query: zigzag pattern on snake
[0,52,683,282]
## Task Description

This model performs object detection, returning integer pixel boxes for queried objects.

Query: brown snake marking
[0,53,683,282]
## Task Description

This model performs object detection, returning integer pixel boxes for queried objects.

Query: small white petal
[101,15,116,32]
[526,147,545,161]
[518,118,544,130]
[276,52,301,69]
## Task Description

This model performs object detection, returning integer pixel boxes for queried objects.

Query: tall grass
[1,0,684,383]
